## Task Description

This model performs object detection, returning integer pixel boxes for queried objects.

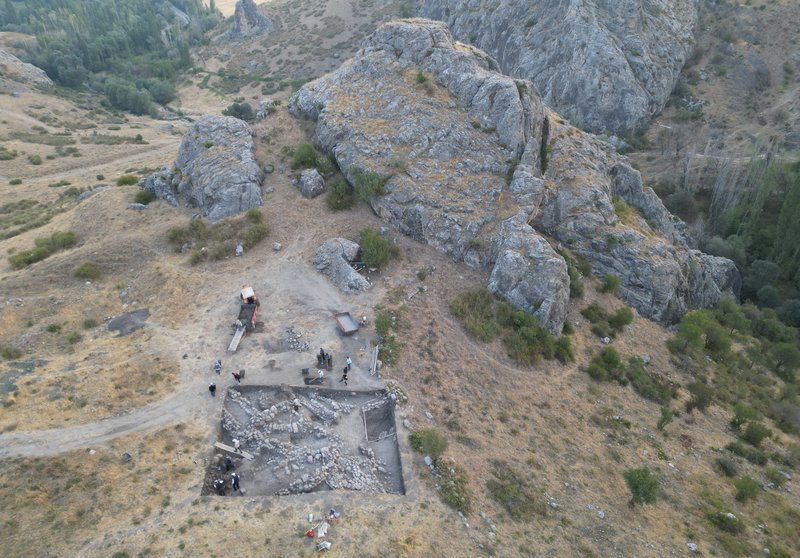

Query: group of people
[209,359,246,396]
[212,472,240,495]
[317,348,353,386]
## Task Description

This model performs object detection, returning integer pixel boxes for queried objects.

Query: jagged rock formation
[228,0,271,39]
[140,116,263,221]
[418,0,698,134]
[313,238,371,293]
[290,19,737,332]
[0,49,53,89]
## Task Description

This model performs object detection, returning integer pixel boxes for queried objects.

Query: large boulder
[419,0,698,134]
[290,19,737,332]
[297,169,326,199]
[313,238,371,293]
[0,49,53,89]
[140,116,263,221]
[228,0,271,39]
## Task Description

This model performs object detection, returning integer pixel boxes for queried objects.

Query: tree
[730,402,757,430]
[686,380,713,413]
[715,297,749,334]
[757,285,780,308]
[770,342,800,381]
[623,468,658,506]
[359,228,397,269]
[222,101,255,122]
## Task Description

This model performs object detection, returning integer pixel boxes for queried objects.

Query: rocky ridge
[140,115,263,221]
[228,0,271,39]
[0,49,53,90]
[290,19,737,332]
[419,0,698,134]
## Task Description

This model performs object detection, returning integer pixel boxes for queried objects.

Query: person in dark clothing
[209,382,216,396]
[231,472,240,492]
[340,366,348,386]
[232,371,241,383]
[223,455,233,472]
[214,359,222,374]
[326,354,332,371]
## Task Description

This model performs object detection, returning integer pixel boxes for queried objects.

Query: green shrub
[415,70,428,84]
[116,175,138,186]
[291,143,319,170]
[487,460,547,520]
[66,331,83,344]
[7,231,76,269]
[166,227,189,248]
[734,476,759,501]
[623,467,658,505]
[567,262,584,298]
[657,407,674,431]
[715,456,740,477]
[349,166,386,201]
[28,154,42,165]
[246,208,263,223]
[439,462,471,514]
[74,261,101,280]
[82,318,98,329]
[0,345,23,360]
[741,422,771,447]
[378,334,400,366]
[730,402,758,430]
[326,178,354,210]
[46,324,62,333]
[134,190,155,205]
[375,312,391,336]
[709,511,745,534]
[581,303,607,323]
[554,336,574,363]
[9,178,22,185]
[96,174,105,181]
[242,223,269,248]
[359,228,397,269]
[600,273,620,294]
[409,429,448,461]
[726,441,767,465]
[222,101,255,121]
[609,307,634,330]
[686,380,714,413]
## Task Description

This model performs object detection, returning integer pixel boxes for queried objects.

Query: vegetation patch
[74,261,101,281]
[166,211,268,264]
[8,231,77,270]
[623,467,658,505]
[580,302,634,339]
[326,178,354,211]
[291,143,336,174]
[450,289,573,365]
[486,460,548,520]
[359,228,398,270]
[586,347,675,404]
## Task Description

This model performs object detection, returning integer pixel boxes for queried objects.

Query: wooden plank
[369,345,379,376]
[214,442,254,460]
[228,327,245,352]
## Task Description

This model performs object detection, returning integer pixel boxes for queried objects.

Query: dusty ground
[0,9,799,558]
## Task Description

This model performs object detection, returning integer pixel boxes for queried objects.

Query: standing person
[232,370,241,383]
[346,356,352,371]
[318,348,326,366]
[209,382,216,397]
[340,366,348,386]
[214,359,222,374]
[232,439,241,453]
[318,368,325,382]
[231,472,240,492]
[326,353,332,371]
[223,455,233,472]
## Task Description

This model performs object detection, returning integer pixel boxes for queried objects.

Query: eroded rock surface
[140,116,263,221]
[419,0,698,134]
[313,238,371,293]
[228,0,271,39]
[0,49,53,89]
[291,19,736,332]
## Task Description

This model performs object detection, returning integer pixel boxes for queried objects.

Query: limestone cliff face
[289,19,736,333]
[419,0,698,134]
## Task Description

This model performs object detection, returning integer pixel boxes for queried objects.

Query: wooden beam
[214,442,254,460]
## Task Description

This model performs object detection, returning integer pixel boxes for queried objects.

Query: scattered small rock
[273,242,282,251]
[687,543,698,552]
[127,203,147,211]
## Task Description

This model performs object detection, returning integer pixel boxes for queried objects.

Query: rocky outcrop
[530,112,739,323]
[418,0,698,134]
[0,49,53,89]
[140,116,263,221]
[313,238,371,293]
[290,19,736,332]
[297,169,326,198]
[228,0,271,39]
